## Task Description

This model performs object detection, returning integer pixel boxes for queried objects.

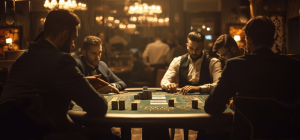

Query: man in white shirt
[161,31,222,94]
[142,36,170,68]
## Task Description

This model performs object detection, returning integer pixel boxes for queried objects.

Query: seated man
[0,10,110,139]
[161,31,222,94]
[213,34,245,63]
[204,16,300,139]
[76,36,126,93]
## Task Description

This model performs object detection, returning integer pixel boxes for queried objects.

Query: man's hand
[110,85,120,94]
[179,86,201,95]
[86,74,109,90]
[167,83,178,93]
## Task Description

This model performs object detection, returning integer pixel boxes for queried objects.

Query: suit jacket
[0,38,108,134]
[75,55,126,91]
[204,47,300,139]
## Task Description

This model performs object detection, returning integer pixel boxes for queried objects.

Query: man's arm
[161,57,180,90]
[54,55,108,116]
[101,62,126,91]
[204,60,237,114]
[200,58,222,93]
[142,45,150,65]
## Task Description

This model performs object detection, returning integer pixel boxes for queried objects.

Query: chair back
[233,94,300,140]
[0,94,55,139]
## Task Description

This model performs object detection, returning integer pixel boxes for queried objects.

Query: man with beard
[0,10,113,139]
[161,31,222,94]
[76,36,126,93]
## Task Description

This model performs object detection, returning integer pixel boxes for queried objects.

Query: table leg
[170,128,175,140]
[184,129,189,140]
[121,127,131,140]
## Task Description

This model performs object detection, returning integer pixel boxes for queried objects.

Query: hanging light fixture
[44,0,87,10]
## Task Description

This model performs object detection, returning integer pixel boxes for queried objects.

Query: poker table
[68,88,233,140]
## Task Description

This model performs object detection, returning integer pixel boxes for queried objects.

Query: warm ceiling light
[44,0,86,10]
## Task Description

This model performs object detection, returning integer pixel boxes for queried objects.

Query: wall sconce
[6,38,13,51]
[5,1,15,26]
[234,35,241,42]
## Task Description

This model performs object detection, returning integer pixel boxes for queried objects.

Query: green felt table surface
[72,91,233,114]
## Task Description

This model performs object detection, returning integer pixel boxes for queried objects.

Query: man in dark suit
[0,10,111,139]
[204,16,300,139]
[76,36,126,93]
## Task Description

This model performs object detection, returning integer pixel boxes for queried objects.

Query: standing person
[109,28,128,52]
[163,31,177,50]
[0,10,112,139]
[98,32,109,64]
[76,36,126,92]
[204,16,300,139]
[130,51,145,81]
[161,31,222,94]
[142,36,170,69]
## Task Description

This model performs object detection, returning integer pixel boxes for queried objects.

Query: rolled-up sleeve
[204,60,237,114]
[200,58,222,93]
[161,57,180,90]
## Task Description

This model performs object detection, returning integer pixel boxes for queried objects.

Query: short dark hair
[82,36,102,51]
[44,9,80,38]
[187,31,205,43]
[243,16,275,48]
[213,34,238,51]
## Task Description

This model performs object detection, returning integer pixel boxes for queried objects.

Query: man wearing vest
[161,31,222,94]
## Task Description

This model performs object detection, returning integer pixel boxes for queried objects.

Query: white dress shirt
[161,51,222,93]
[142,40,170,65]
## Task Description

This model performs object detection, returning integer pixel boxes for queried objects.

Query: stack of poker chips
[131,103,137,110]
[111,101,118,110]
[136,90,152,100]
[119,100,125,110]
[134,95,139,100]
[192,100,198,109]
[168,99,174,107]
[147,90,152,99]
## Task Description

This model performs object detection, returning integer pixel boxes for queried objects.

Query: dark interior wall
[0,1,31,49]
[288,17,299,54]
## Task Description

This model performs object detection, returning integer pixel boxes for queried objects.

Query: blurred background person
[163,31,177,50]
[142,36,170,69]
[97,32,109,64]
[109,28,128,52]
[129,51,145,81]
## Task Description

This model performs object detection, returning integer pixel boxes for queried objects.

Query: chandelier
[126,2,162,15]
[44,0,87,10]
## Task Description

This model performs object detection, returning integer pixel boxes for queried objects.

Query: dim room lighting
[197,28,201,32]
[207,27,211,31]
[114,19,120,24]
[202,25,206,29]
